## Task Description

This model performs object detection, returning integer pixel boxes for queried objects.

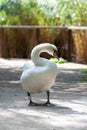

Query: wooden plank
[68,26,87,30]
[0,26,87,30]
[0,26,67,29]
[36,28,40,45]
[68,29,73,62]
[0,28,5,57]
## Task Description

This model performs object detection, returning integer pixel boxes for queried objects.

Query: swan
[20,43,59,106]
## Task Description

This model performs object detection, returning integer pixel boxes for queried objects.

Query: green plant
[50,57,67,64]
[0,0,87,26]
[81,69,87,82]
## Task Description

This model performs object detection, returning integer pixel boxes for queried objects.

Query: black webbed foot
[28,101,40,106]
[27,91,55,107]
[43,101,55,107]
[28,100,54,107]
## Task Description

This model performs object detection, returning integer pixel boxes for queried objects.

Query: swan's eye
[53,49,58,53]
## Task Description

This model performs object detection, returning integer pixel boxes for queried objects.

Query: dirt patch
[0,59,87,130]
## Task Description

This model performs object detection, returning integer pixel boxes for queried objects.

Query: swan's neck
[31,46,49,66]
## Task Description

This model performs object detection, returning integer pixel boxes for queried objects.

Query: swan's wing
[23,60,34,72]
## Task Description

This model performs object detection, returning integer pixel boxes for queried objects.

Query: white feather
[20,43,58,94]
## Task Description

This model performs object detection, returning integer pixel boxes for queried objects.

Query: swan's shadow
[28,102,76,115]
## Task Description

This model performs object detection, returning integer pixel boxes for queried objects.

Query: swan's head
[43,43,59,59]
[31,43,59,59]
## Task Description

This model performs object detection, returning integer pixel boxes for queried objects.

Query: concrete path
[0,58,87,130]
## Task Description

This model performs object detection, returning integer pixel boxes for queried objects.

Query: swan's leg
[43,91,54,106]
[27,92,32,104]
[27,91,54,107]
[27,92,40,106]
[47,90,50,103]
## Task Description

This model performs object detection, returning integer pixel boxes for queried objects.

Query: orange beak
[53,50,59,59]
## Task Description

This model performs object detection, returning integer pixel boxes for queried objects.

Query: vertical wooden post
[68,29,73,62]
[36,28,40,45]
[0,28,5,57]
[0,28,2,57]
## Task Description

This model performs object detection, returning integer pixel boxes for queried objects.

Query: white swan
[20,43,59,106]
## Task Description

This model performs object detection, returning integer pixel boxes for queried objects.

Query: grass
[81,68,87,82]
[50,57,67,64]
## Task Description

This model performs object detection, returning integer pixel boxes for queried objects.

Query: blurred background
[0,0,87,63]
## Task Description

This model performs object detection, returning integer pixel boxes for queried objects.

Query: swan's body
[20,43,58,106]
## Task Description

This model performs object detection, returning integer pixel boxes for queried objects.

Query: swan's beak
[53,50,59,59]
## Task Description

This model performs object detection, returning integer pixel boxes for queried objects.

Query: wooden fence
[0,26,87,61]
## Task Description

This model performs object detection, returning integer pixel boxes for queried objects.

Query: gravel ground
[0,58,87,130]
